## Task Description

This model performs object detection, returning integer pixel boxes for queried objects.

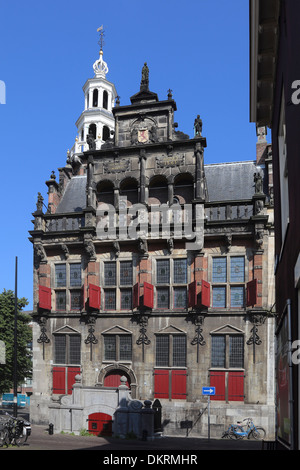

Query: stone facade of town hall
[29,44,276,438]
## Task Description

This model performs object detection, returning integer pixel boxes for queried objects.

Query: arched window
[93,89,98,107]
[96,180,114,206]
[89,123,97,140]
[103,125,110,141]
[103,90,108,110]
[174,173,194,204]
[149,176,168,205]
[120,178,138,206]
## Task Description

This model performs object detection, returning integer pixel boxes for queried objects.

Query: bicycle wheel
[251,427,266,440]
[15,427,28,446]
[0,428,10,447]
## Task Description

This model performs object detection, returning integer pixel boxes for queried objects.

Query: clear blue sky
[0,0,267,309]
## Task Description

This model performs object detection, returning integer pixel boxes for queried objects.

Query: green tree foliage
[0,289,32,394]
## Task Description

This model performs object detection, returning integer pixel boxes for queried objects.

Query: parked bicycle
[0,412,31,447]
[222,417,266,440]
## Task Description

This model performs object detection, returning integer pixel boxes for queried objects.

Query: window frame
[211,255,247,309]
[103,333,132,363]
[53,261,82,312]
[53,332,81,366]
[102,259,134,311]
[155,333,187,368]
[154,258,189,310]
[210,333,244,370]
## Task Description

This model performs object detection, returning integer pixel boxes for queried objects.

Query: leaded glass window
[211,256,246,309]
[104,262,116,286]
[104,336,116,361]
[212,286,226,308]
[105,289,116,310]
[70,263,82,287]
[211,335,226,368]
[104,335,132,361]
[156,260,170,284]
[54,334,80,365]
[230,286,244,308]
[120,335,132,361]
[229,335,244,368]
[212,257,227,283]
[174,287,187,308]
[120,289,132,310]
[156,334,187,367]
[156,335,169,366]
[56,290,66,310]
[230,257,245,283]
[155,258,188,310]
[54,263,82,312]
[156,287,169,309]
[173,259,187,284]
[55,335,66,364]
[120,261,133,286]
[70,290,81,310]
[55,264,66,287]
[173,335,186,367]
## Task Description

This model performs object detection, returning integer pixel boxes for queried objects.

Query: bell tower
[69,26,118,158]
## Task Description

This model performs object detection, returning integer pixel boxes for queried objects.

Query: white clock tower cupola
[69,27,118,157]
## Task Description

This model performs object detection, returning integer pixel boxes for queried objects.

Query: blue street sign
[202,386,215,396]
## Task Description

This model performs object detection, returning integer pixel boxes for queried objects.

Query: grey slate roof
[204,160,264,202]
[56,176,87,214]
[55,161,265,214]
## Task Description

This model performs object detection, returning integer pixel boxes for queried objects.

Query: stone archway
[97,364,138,398]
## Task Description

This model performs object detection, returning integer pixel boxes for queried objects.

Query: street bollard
[49,423,54,435]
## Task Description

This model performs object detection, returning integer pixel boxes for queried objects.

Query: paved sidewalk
[1,424,265,451]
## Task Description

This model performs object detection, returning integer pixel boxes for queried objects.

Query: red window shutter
[154,369,169,399]
[210,371,226,401]
[201,280,210,307]
[246,279,257,307]
[228,372,244,401]
[39,285,51,311]
[188,280,198,307]
[133,283,140,309]
[171,370,187,399]
[52,367,66,394]
[143,282,154,309]
[67,366,81,395]
[89,284,101,310]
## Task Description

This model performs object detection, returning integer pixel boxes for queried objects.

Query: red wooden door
[88,412,112,436]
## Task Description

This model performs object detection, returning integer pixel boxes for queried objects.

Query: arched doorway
[88,412,112,436]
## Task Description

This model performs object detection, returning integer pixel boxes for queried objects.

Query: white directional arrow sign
[202,386,215,396]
